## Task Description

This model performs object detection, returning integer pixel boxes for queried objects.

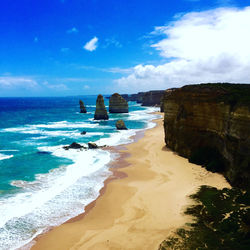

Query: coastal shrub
[189,147,225,172]
[159,186,250,250]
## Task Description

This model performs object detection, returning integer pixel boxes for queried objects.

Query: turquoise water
[0,96,159,249]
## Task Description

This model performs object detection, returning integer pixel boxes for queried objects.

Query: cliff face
[126,90,165,107]
[141,90,165,107]
[163,84,250,188]
[94,95,109,120]
[109,93,128,113]
[129,92,144,103]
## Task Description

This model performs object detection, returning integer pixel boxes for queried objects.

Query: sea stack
[79,100,87,113]
[94,95,109,120]
[116,120,128,130]
[109,93,128,113]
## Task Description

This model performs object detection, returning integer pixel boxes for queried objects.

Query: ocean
[0,96,160,249]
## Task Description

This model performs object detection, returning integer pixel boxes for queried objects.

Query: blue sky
[0,0,249,96]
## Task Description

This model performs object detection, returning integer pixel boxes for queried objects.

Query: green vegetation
[159,186,250,250]
[188,83,250,107]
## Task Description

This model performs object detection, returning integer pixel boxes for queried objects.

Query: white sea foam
[86,105,96,107]
[0,146,111,249]
[0,153,13,161]
[97,129,137,146]
[1,121,100,133]
[30,136,49,140]
[33,121,99,129]
[128,107,160,121]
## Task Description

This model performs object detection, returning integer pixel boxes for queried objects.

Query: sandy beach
[32,114,230,250]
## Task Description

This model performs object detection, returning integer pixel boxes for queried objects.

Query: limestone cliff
[128,92,144,103]
[141,90,165,107]
[163,83,250,188]
[94,95,109,120]
[109,93,128,113]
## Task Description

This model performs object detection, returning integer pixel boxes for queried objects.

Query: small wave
[96,129,137,146]
[0,153,13,161]
[30,136,49,140]
[1,121,100,133]
[0,150,19,152]
[33,121,99,129]
[128,107,160,121]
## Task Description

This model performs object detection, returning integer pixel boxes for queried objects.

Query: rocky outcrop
[116,120,128,130]
[109,93,128,113]
[63,142,85,150]
[142,90,165,106]
[163,83,250,189]
[79,100,87,113]
[94,95,109,120]
[88,142,98,149]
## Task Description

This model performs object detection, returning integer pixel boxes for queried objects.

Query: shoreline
[31,114,230,250]
[24,118,148,249]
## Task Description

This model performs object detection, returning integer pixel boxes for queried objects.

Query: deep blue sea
[0,96,159,249]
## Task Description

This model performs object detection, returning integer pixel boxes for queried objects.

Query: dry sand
[32,114,230,250]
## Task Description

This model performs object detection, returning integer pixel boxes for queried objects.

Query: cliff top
[170,83,250,107]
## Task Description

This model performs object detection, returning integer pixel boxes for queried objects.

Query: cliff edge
[163,83,250,188]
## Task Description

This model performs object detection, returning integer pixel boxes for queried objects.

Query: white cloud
[79,65,132,74]
[104,38,122,48]
[83,85,90,89]
[105,67,132,74]
[0,77,38,89]
[83,37,98,51]
[67,27,78,34]
[42,81,68,91]
[116,7,250,92]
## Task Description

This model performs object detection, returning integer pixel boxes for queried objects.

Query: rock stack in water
[109,93,128,113]
[94,95,109,120]
[116,120,128,130]
[79,100,87,113]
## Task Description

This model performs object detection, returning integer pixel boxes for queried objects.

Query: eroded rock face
[116,119,128,130]
[79,100,87,113]
[109,93,128,113]
[94,95,109,120]
[163,83,250,188]
[142,90,165,106]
